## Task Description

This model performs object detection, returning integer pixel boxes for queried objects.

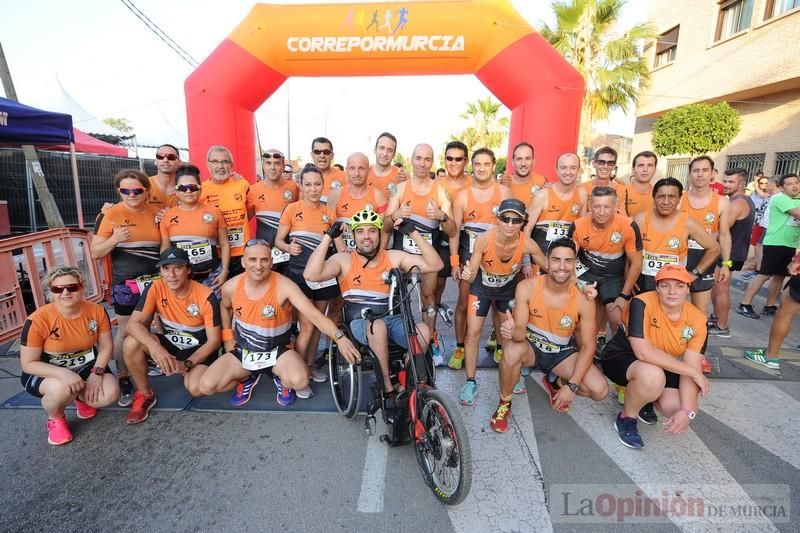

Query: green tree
[541,0,653,161]
[651,102,741,156]
[394,151,410,172]
[451,97,509,154]
[102,117,134,134]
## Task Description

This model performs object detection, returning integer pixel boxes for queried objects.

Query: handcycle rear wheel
[328,342,361,418]
[413,388,472,505]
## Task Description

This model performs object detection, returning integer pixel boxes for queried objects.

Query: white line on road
[356,422,389,513]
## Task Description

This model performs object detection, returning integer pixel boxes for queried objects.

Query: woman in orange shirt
[160,164,230,293]
[91,169,161,408]
[20,266,119,445]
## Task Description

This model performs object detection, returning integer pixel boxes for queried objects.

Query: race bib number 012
[165,329,199,349]
[241,347,279,371]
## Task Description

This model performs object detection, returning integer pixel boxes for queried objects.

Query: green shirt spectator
[764,192,800,248]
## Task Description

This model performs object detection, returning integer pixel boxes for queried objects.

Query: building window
[666,157,691,186]
[716,0,754,41]
[654,26,679,67]
[774,151,800,176]
[726,153,765,184]
[765,0,800,18]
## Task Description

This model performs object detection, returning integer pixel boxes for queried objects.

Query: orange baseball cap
[655,264,693,284]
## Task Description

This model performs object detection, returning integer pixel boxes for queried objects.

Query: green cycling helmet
[349,207,383,232]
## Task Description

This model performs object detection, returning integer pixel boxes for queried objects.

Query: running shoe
[490,401,511,433]
[542,374,568,412]
[739,270,757,281]
[448,346,465,370]
[459,380,478,406]
[706,314,717,328]
[520,366,532,377]
[125,391,157,425]
[310,368,328,383]
[486,329,497,351]
[707,324,731,338]
[147,360,163,377]
[638,403,657,425]
[117,377,133,407]
[230,374,261,407]
[615,384,625,405]
[74,399,97,420]
[701,357,712,374]
[614,412,644,449]
[596,334,607,353]
[513,376,527,394]
[736,304,760,319]
[493,347,503,365]
[430,331,444,366]
[762,305,778,316]
[296,385,314,399]
[274,377,296,407]
[47,417,73,446]
[744,349,780,370]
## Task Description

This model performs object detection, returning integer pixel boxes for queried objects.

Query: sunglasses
[283,166,294,173]
[312,149,332,156]
[245,238,271,248]
[176,183,201,193]
[119,187,146,196]
[445,156,465,162]
[498,214,524,225]
[262,152,284,159]
[50,283,82,294]
[594,160,617,167]
[155,153,179,161]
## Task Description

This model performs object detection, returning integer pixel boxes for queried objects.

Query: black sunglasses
[312,149,332,156]
[50,283,82,294]
[262,152,284,159]
[155,153,179,161]
[245,239,271,248]
[119,187,146,196]
[445,156,465,162]
[498,214,524,225]
[176,184,201,193]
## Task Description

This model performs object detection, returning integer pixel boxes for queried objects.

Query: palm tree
[540,0,652,165]
[451,97,509,155]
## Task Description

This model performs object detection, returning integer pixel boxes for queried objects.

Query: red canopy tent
[48,128,128,157]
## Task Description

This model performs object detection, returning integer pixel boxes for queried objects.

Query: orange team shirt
[439,175,473,203]
[680,192,721,250]
[581,179,626,198]
[279,200,334,272]
[392,180,445,253]
[472,229,526,297]
[96,203,161,283]
[146,176,178,209]
[368,165,400,198]
[572,213,642,278]
[335,187,383,250]
[247,179,299,243]
[532,187,584,250]
[231,273,294,352]
[159,205,226,272]
[627,291,707,356]
[320,168,347,204]
[200,178,250,257]
[638,211,689,290]
[525,276,580,352]
[136,279,220,349]
[624,183,653,218]
[21,301,111,368]
[461,183,503,254]
[340,249,394,321]
[509,172,547,207]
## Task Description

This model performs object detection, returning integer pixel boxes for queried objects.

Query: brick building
[632,0,800,184]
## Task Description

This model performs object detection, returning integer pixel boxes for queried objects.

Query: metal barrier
[0,228,108,344]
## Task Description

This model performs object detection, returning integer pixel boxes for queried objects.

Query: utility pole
[0,42,65,230]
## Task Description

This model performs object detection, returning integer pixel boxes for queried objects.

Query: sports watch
[721,260,733,268]
[334,330,345,342]
[567,381,580,393]
[91,366,106,376]
[682,407,696,420]
[619,293,632,301]
[184,360,195,371]
[690,267,702,277]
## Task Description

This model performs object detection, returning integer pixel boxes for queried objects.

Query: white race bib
[164,329,199,349]
[179,240,213,265]
[575,259,589,278]
[526,330,559,354]
[135,274,161,294]
[481,270,515,288]
[227,227,244,248]
[307,278,338,290]
[241,346,279,371]
[402,232,433,254]
[546,222,571,242]
[50,347,95,369]
[643,251,679,277]
[272,247,290,264]
[343,228,356,251]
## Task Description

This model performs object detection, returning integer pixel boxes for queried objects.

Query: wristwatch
[91,366,106,376]
[334,330,345,342]
[690,267,702,277]
[440,213,449,223]
[682,407,696,420]
[567,381,580,393]
[184,359,195,370]
[721,259,733,268]
[619,293,632,301]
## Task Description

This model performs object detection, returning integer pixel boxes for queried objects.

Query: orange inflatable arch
[185,0,584,179]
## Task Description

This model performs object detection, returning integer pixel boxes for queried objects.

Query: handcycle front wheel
[328,342,361,418]
[413,388,472,505]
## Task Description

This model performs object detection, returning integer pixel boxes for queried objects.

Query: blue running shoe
[273,377,296,407]
[230,373,261,407]
[520,366,532,377]
[614,412,644,449]
[459,380,478,406]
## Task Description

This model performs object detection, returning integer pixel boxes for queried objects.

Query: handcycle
[328,267,472,505]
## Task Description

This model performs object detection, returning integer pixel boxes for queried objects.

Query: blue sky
[0,0,648,162]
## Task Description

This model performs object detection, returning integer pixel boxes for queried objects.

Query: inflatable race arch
[185,0,584,179]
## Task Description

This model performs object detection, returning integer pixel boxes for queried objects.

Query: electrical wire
[119,0,199,68]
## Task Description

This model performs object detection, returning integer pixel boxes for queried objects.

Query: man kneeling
[123,247,222,424]
[198,240,360,407]
[491,238,608,433]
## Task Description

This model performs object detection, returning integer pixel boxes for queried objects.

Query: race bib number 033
[643,251,679,277]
